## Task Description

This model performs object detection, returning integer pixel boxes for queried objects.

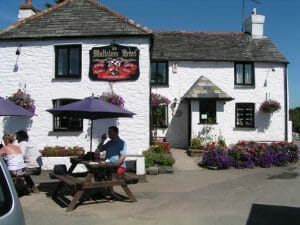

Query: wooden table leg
[121,184,137,202]
[67,162,78,174]
[66,190,84,212]
[51,182,63,197]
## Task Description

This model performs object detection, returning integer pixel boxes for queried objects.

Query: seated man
[96,126,126,175]
[16,130,42,175]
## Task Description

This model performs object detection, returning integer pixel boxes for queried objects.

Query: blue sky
[0,0,299,108]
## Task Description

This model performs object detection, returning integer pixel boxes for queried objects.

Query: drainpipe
[284,63,288,141]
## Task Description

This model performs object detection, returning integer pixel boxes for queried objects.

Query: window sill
[233,127,256,131]
[234,85,255,89]
[151,84,169,87]
[48,131,82,136]
[52,77,81,82]
[153,126,168,129]
[198,123,218,125]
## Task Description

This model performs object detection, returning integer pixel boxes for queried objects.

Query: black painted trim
[54,45,82,79]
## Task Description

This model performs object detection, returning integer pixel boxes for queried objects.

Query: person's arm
[0,147,6,156]
[116,143,126,166]
[96,134,107,152]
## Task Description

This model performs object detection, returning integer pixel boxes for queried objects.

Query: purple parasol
[47,97,135,151]
[0,97,34,117]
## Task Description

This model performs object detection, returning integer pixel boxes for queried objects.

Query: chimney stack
[244,8,265,39]
[18,0,37,21]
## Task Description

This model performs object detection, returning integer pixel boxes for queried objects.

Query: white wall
[152,61,287,147]
[0,38,150,155]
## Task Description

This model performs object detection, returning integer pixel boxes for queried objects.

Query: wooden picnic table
[51,157,137,212]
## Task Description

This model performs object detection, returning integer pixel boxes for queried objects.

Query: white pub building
[0,0,292,174]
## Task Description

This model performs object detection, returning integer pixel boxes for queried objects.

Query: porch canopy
[183,76,233,101]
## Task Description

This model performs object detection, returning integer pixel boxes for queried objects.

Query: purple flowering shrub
[151,93,171,107]
[201,148,231,169]
[99,92,125,107]
[200,141,299,169]
[8,89,36,113]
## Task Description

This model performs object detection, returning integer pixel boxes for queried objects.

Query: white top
[4,154,25,171]
[18,141,42,168]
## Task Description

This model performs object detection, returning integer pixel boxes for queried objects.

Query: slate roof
[0,0,151,40]
[183,76,233,100]
[152,31,287,63]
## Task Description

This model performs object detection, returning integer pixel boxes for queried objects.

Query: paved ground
[20,149,300,225]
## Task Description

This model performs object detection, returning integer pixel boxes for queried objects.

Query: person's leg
[25,167,41,176]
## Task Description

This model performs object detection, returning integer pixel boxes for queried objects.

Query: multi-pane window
[235,62,254,86]
[55,45,81,78]
[199,100,216,124]
[151,62,168,85]
[152,105,168,128]
[235,103,255,128]
[52,99,83,132]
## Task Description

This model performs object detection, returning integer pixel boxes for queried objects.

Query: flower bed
[200,141,299,169]
[40,146,85,157]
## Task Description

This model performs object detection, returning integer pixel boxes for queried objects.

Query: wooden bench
[123,172,139,185]
[12,174,39,194]
[50,173,83,188]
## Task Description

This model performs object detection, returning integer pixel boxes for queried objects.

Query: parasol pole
[90,120,93,153]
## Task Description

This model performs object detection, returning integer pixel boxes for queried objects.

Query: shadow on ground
[268,172,299,180]
[37,182,131,210]
[246,203,300,225]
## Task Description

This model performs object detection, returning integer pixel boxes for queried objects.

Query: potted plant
[187,137,203,157]
[259,99,281,114]
[41,146,86,172]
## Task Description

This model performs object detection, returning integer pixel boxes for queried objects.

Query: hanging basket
[99,91,125,107]
[259,99,281,114]
[8,88,36,113]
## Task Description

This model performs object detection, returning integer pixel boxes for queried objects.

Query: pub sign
[89,44,140,81]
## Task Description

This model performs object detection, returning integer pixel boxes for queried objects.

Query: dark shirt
[101,137,126,167]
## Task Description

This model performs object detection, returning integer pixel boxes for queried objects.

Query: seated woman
[0,133,25,176]
[0,133,36,193]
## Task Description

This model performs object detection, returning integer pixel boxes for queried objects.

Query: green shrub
[217,136,227,148]
[143,150,175,168]
[190,138,202,149]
